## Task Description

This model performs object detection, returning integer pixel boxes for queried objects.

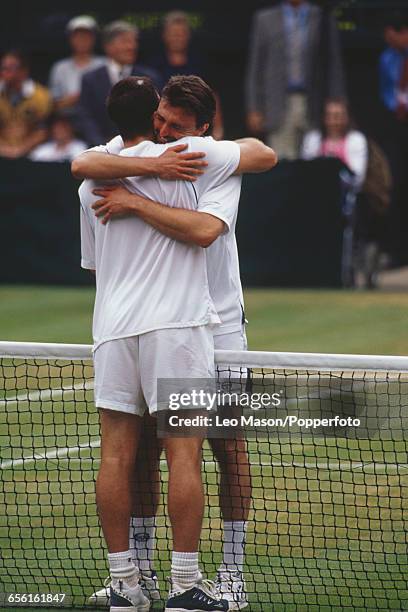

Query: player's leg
[211,329,252,610]
[209,437,251,610]
[93,337,150,612]
[97,407,142,551]
[164,435,205,552]
[141,325,229,611]
[89,414,161,606]
[129,414,162,600]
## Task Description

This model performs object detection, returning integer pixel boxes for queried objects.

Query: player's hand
[92,185,139,225]
[155,144,208,181]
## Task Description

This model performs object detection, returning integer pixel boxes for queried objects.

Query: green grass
[0,286,408,609]
[0,286,94,345]
[244,289,408,355]
[1,360,407,610]
[1,286,408,355]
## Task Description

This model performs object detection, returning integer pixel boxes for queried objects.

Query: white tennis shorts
[94,325,215,416]
[214,327,248,379]
[214,327,247,351]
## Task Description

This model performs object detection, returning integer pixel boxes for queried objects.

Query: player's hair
[102,20,139,45]
[1,49,29,71]
[161,75,216,132]
[106,76,159,140]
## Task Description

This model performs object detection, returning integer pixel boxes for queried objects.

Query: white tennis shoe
[215,570,248,610]
[88,570,160,605]
[110,577,150,612]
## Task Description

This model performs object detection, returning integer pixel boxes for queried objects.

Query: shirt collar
[107,59,132,83]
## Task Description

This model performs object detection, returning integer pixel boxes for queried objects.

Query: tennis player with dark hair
[78,75,277,612]
[74,74,277,610]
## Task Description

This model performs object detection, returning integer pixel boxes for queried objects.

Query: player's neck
[123,133,153,148]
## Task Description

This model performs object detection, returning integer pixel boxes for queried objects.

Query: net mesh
[0,344,407,610]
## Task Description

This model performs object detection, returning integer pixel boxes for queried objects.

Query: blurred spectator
[78,21,162,146]
[0,50,52,158]
[301,98,368,187]
[151,11,199,82]
[29,114,86,162]
[150,11,223,139]
[48,16,105,117]
[378,11,408,264]
[246,0,345,159]
[380,12,408,120]
[302,98,391,289]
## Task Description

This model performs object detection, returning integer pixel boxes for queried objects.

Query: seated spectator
[150,11,224,139]
[48,16,105,117]
[301,98,390,289]
[78,21,162,145]
[301,98,368,188]
[0,50,52,158]
[29,114,86,161]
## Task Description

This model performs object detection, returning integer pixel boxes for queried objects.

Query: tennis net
[0,341,407,610]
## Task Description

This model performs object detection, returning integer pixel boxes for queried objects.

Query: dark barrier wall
[238,159,344,287]
[0,158,344,287]
[1,159,89,286]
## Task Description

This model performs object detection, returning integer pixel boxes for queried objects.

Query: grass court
[0,286,407,610]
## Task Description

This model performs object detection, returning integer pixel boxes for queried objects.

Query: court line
[0,440,101,470]
[1,440,406,472]
[0,381,93,407]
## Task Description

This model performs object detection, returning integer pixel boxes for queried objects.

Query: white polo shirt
[79,136,240,349]
[199,176,244,335]
[87,135,245,336]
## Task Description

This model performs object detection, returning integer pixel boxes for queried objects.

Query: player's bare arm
[92,185,225,248]
[88,140,276,246]
[234,137,278,174]
[71,143,208,181]
[72,139,275,182]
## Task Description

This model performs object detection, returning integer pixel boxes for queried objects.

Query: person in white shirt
[301,97,368,188]
[73,74,278,610]
[48,15,105,116]
[301,98,372,287]
[30,114,86,162]
[77,76,276,612]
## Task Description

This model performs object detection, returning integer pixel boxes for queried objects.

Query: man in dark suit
[78,21,163,145]
[246,0,346,159]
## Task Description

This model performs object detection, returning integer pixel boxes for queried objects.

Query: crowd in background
[0,1,407,286]
[0,10,224,162]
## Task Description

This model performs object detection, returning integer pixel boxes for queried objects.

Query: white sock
[129,517,155,573]
[171,551,199,592]
[108,550,139,587]
[220,521,247,573]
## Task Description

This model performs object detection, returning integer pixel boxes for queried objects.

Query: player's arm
[234,138,278,174]
[91,185,225,248]
[71,144,207,181]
